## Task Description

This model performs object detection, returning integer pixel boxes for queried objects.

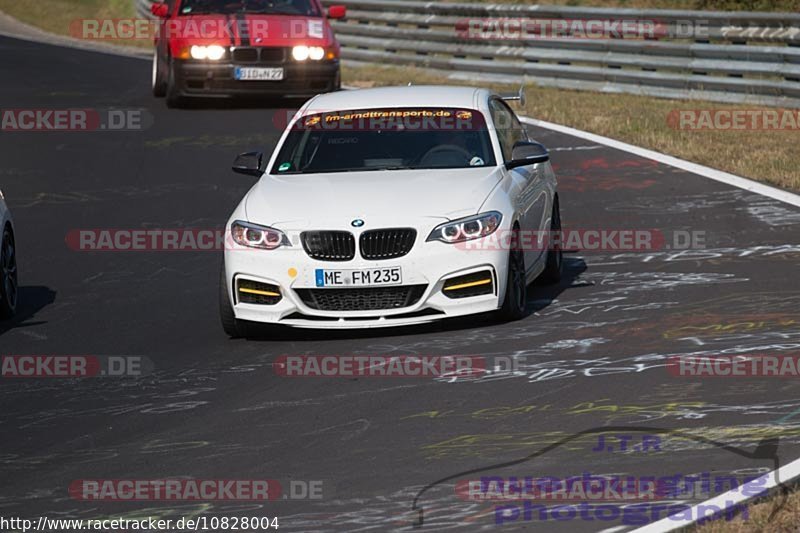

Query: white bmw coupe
[220,86,561,335]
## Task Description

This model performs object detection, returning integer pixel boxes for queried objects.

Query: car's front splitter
[224,244,510,330]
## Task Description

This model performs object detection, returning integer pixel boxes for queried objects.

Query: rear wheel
[496,227,527,322]
[0,226,18,319]
[152,49,167,97]
[219,262,246,338]
[538,197,563,284]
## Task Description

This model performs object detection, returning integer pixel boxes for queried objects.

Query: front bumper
[175,59,339,98]
[224,237,510,329]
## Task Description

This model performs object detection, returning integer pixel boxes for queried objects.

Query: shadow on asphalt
[239,256,588,342]
[163,96,310,111]
[0,286,57,336]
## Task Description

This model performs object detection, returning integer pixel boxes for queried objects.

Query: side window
[489,99,527,162]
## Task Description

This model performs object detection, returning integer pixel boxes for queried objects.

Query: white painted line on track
[520,116,800,209]
[629,456,800,533]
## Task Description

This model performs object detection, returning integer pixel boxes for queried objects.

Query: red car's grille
[231,47,286,64]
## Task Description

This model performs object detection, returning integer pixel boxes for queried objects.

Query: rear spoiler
[501,85,526,107]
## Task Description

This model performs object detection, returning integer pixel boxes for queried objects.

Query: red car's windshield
[178,0,320,16]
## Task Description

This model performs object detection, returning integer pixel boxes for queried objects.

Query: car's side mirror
[232,151,265,177]
[151,3,170,18]
[506,141,549,170]
[328,5,347,19]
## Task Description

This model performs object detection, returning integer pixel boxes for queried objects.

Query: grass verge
[0,0,150,48]
[694,486,798,532]
[344,64,800,192]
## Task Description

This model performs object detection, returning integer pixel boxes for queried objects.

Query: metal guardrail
[135,0,153,19]
[135,0,800,107]
[325,0,800,107]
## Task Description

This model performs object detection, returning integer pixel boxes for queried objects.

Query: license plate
[235,67,284,81]
[315,267,402,287]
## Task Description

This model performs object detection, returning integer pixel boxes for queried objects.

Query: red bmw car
[150,0,345,107]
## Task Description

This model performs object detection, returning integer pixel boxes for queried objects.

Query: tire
[152,49,167,98]
[0,225,18,319]
[333,69,342,91]
[219,262,246,338]
[496,227,527,322]
[165,59,184,108]
[538,196,563,284]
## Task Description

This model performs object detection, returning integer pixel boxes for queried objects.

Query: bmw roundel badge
[351,219,365,227]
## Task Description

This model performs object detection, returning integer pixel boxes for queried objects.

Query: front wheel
[165,59,185,108]
[538,197,563,284]
[219,263,246,338]
[495,228,527,322]
[152,49,167,97]
[0,226,18,319]
[333,69,342,91]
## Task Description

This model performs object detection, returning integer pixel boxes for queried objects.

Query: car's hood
[244,167,503,229]
[167,14,333,47]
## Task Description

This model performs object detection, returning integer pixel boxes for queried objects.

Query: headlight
[231,221,290,250]
[308,46,325,60]
[292,45,325,61]
[427,212,503,243]
[190,45,226,60]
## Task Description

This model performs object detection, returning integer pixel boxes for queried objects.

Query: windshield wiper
[244,8,303,13]
[285,166,410,174]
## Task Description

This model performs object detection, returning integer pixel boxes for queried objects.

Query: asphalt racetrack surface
[1,35,800,532]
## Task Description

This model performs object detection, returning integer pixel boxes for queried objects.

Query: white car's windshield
[271,107,497,174]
